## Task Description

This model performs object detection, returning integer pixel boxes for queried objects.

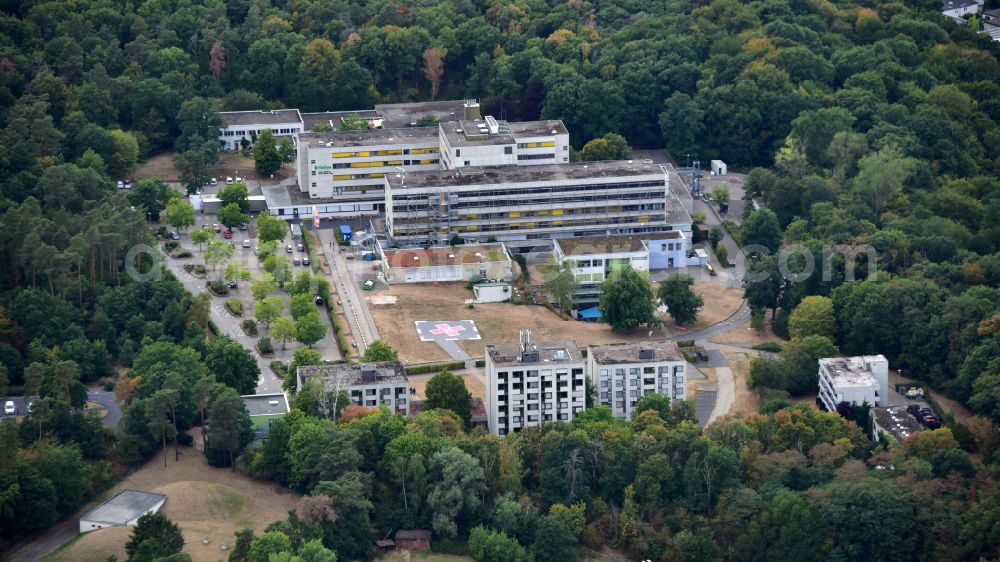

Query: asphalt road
[1,389,122,432]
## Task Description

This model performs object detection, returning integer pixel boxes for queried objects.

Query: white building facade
[218,109,303,151]
[818,355,889,412]
[587,341,687,420]
[486,335,586,435]
[439,117,569,169]
[297,362,410,415]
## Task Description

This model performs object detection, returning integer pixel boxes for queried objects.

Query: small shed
[473,281,511,303]
[395,529,432,551]
[79,490,167,533]
[710,159,727,176]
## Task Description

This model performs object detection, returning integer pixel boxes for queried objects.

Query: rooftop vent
[268,400,280,406]
[554,349,566,361]
[410,122,417,127]
[639,348,655,360]
[521,350,540,363]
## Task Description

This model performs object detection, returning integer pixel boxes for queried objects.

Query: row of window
[517,141,557,148]
[517,153,555,160]
[391,214,661,237]
[326,147,438,159]
[223,127,300,137]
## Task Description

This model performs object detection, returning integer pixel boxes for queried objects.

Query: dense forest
[2,0,1000,559]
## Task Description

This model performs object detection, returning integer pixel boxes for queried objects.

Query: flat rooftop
[241,393,290,417]
[81,490,167,526]
[388,161,667,190]
[556,231,684,256]
[440,119,516,147]
[219,109,302,127]
[263,184,320,208]
[301,110,380,131]
[873,406,923,441]
[298,361,408,388]
[506,120,568,137]
[383,243,509,267]
[298,127,439,149]
[487,340,584,367]
[819,356,885,387]
[589,340,684,364]
[375,99,472,128]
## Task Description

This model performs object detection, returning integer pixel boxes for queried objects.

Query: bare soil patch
[663,280,743,333]
[51,445,299,562]
[133,152,290,183]
[369,283,662,364]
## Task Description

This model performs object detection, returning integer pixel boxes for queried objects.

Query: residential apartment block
[218,109,303,151]
[817,355,889,412]
[587,341,687,420]
[296,362,410,416]
[486,333,586,436]
[384,161,692,245]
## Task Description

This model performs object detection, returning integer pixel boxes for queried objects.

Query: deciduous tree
[658,273,704,326]
[599,266,659,332]
[424,370,472,428]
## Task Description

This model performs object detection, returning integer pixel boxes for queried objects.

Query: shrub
[715,243,729,265]
[164,240,180,251]
[752,342,783,353]
[241,319,258,336]
[173,250,192,258]
[405,361,466,375]
[208,279,229,295]
[226,299,243,316]
[258,336,273,354]
[270,360,288,377]
[103,379,115,391]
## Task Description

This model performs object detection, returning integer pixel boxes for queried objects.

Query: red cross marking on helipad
[429,324,466,337]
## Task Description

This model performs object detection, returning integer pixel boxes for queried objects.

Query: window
[455,149,461,157]
[504,146,512,154]
[464,161,470,166]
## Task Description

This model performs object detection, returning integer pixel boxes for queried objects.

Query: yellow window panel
[387,160,404,166]
[370,173,385,178]
[509,211,520,218]
[538,209,548,215]
[552,220,562,226]
[356,151,371,157]
[468,225,478,231]
[552,209,563,216]
[331,152,355,158]
[467,214,477,219]
[540,141,556,147]
[331,175,351,180]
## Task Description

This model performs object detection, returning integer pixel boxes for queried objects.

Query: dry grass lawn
[369,283,662,364]
[722,350,760,417]
[408,371,486,401]
[377,552,476,562]
[134,152,288,182]
[663,280,743,333]
[708,323,784,347]
[51,445,299,562]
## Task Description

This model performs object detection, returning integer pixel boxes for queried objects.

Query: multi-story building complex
[817,355,889,412]
[383,161,692,245]
[291,127,442,217]
[486,333,586,435]
[438,116,569,169]
[218,109,303,151]
[553,232,689,312]
[296,362,410,415]
[587,341,687,420]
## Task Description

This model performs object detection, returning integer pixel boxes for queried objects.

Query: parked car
[235,176,243,183]
[642,158,653,165]
[213,224,221,232]
[239,224,248,231]
[297,243,305,252]
[242,239,251,248]
[117,180,125,189]
[226,177,234,185]
[314,296,324,306]
[170,231,180,240]
[223,230,233,239]
[302,257,310,266]
[210,177,218,186]
[26,400,35,413]
[203,224,211,229]
[228,280,238,289]
[4,400,15,416]
[293,257,301,266]
[123,180,132,189]
[286,245,293,253]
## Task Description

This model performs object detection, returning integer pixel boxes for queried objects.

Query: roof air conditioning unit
[268,400,280,406]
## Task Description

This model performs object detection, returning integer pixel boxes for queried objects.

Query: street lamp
[147,211,151,227]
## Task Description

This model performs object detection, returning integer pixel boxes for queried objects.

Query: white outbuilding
[710,160,727,176]
[79,490,167,533]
